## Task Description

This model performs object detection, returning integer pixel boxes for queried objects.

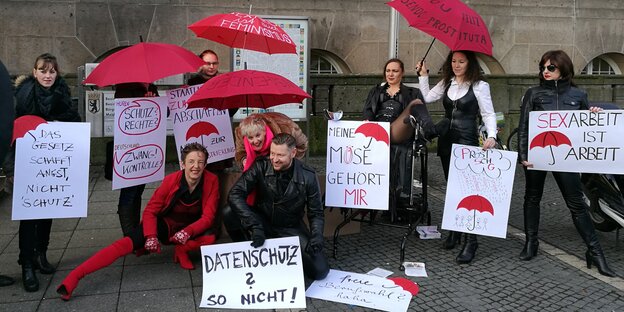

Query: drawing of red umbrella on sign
[12,115,47,145]
[186,121,219,146]
[529,131,572,165]
[186,70,311,110]
[387,0,493,61]
[83,42,205,87]
[188,12,296,55]
[355,123,390,149]
[457,194,494,231]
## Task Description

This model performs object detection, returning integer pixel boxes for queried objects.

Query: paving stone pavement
[0,155,622,311]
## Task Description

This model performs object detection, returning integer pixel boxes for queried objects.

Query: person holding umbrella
[416,50,497,264]
[57,143,220,300]
[6,53,81,292]
[516,50,615,277]
[187,49,220,85]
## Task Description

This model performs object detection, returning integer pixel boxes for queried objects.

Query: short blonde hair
[239,114,267,137]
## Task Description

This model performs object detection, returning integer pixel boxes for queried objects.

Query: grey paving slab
[39,293,119,312]
[120,262,192,292]
[0,301,40,312]
[66,228,124,248]
[89,190,122,203]
[57,246,124,271]
[87,201,119,215]
[118,288,195,312]
[50,218,79,232]
[76,213,120,231]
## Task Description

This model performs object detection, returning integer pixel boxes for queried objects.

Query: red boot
[57,237,134,301]
[173,235,216,270]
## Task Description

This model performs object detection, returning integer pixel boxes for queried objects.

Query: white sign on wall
[12,122,90,220]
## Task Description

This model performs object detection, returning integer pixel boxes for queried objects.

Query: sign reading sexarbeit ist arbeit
[528,110,624,174]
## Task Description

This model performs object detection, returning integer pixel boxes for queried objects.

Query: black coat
[14,76,80,122]
[362,82,423,121]
[228,157,324,241]
[518,79,589,162]
[0,59,14,161]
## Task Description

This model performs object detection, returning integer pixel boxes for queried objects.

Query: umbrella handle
[548,146,556,165]
[467,210,476,231]
[417,39,435,76]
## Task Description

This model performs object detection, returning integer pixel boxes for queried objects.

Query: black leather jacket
[362,82,423,121]
[228,157,324,239]
[518,79,589,162]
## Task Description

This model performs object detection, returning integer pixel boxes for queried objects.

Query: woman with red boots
[57,143,220,300]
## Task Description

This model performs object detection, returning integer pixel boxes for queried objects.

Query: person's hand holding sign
[250,229,266,248]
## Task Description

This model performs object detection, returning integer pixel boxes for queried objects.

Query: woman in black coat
[13,53,80,292]
[516,50,615,277]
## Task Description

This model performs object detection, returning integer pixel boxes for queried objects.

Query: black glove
[307,235,324,254]
[250,230,266,248]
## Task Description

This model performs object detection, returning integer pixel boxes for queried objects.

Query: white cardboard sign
[200,236,306,310]
[12,122,90,220]
[325,120,390,210]
[441,144,517,238]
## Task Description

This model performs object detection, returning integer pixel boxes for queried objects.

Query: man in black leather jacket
[227,133,329,280]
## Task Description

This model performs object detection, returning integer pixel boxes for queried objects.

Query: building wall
[1,0,624,76]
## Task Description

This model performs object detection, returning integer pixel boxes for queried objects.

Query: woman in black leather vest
[516,50,615,276]
[362,58,425,221]
[417,50,497,264]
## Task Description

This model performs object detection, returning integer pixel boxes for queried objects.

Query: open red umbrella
[188,12,296,55]
[529,131,572,165]
[355,122,390,149]
[83,42,205,87]
[387,0,493,57]
[186,70,311,110]
[457,194,494,230]
[186,121,219,146]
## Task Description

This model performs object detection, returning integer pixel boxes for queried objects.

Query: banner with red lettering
[325,120,390,210]
[166,85,234,164]
[528,110,624,174]
[441,144,517,238]
[112,96,167,190]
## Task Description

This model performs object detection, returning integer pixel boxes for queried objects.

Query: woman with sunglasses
[417,50,497,264]
[516,50,615,277]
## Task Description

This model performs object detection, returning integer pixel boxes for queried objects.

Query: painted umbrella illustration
[529,131,572,165]
[12,115,47,145]
[186,121,219,146]
[457,194,494,231]
[355,123,389,149]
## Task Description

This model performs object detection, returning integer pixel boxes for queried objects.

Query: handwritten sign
[528,110,624,174]
[325,121,390,210]
[112,96,167,190]
[200,237,305,309]
[305,269,411,312]
[441,144,517,238]
[166,85,234,164]
[12,122,90,220]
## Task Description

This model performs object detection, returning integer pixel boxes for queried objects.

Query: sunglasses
[540,64,558,72]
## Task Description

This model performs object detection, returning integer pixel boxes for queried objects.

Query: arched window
[310,49,351,74]
[581,54,622,75]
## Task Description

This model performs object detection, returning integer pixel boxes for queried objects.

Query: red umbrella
[457,194,494,230]
[83,42,205,87]
[12,115,47,145]
[186,70,311,110]
[387,0,493,57]
[355,122,390,149]
[529,131,572,165]
[188,12,296,54]
[186,121,220,145]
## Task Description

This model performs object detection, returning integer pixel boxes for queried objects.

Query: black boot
[442,231,462,250]
[519,202,540,261]
[456,234,478,264]
[573,212,616,277]
[409,103,450,141]
[21,263,39,292]
[117,205,137,237]
[0,274,15,287]
[33,250,56,274]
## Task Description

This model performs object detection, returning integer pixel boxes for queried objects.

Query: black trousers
[524,169,588,217]
[18,219,52,264]
[222,205,330,280]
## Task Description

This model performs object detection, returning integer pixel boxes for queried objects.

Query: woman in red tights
[57,142,220,300]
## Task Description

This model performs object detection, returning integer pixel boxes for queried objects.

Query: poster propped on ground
[325,120,390,210]
[112,96,167,190]
[12,122,90,220]
[528,110,624,174]
[200,236,305,310]
[441,144,517,238]
[166,85,234,164]
[305,269,412,312]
